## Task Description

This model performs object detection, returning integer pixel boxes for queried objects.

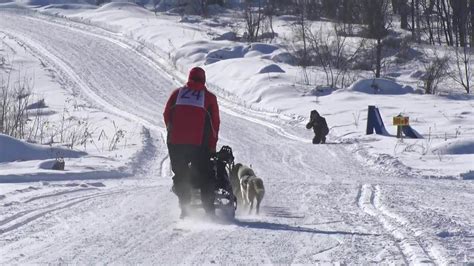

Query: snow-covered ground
[0,28,147,184]
[0,2,472,264]
[27,1,473,180]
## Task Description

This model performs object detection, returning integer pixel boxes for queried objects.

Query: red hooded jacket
[163,67,220,152]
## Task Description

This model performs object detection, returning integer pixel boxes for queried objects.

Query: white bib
[175,87,205,108]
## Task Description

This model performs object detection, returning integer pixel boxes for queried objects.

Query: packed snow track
[0,10,472,264]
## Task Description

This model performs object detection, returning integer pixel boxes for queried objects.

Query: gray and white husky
[231,163,265,214]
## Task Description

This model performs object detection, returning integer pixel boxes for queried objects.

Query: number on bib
[176,88,205,108]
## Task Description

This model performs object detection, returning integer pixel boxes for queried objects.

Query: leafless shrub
[307,23,365,89]
[394,139,432,156]
[1,42,126,154]
[393,36,422,64]
[352,111,361,128]
[27,105,98,151]
[26,107,51,144]
[422,54,449,94]
[227,13,243,41]
[96,121,126,152]
[61,117,92,150]
[108,121,125,151]
[455,126,462,138]
[420,139,431,156]
[0,62,33,139]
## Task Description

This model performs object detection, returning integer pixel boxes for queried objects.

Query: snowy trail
[0,10,472,264]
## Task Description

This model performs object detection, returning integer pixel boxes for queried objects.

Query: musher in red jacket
[163,67,220,219]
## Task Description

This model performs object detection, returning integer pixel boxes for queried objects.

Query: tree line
[96,0,472,93]
[253,0,474,48]
[238,0,472,93]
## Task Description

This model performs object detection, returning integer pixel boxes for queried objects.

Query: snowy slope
[0,6,472,264]
[37,2,474,179]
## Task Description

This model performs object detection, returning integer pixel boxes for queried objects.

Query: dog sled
[209,145,238,218]
[173,146,238,219]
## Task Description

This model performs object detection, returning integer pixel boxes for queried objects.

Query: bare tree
[291,1,310,84]
[394,0,410,29]
[450,0,468,47]
[243,0,265,42]
[197,0,215,17]
[201,0,208,16]
[272,0,294,14]
[153,0,159,15]
[470,0,474,45]
[363,0,392,78]
[262,1,277,42]
[451,46,472,93]
[440,0,454,46]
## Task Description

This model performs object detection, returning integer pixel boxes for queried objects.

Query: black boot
[174,177,191,219]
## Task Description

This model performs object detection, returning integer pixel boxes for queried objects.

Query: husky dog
[236,164,265,214]
[229,163,243,205]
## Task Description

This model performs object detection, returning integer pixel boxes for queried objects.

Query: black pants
[312,134,326,144]
[167,144,215,212]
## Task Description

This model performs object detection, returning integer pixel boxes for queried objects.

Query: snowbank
[205,45,249,64]
[0,134,86,163]
[347,78,416,95]
[460,171,474,180]
[95,2,149,15]
[431,138,474,155]
[0,2,27,8]
[258,64,285,74]
[41,3,96,10]
[266,51,295,65]
[174,40,231,65]
[17,0,93,6]
[213,31,237,41]
[0,165,128,183]
[175,41,283,65]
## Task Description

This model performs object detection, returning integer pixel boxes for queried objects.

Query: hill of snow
[0,134,86,163]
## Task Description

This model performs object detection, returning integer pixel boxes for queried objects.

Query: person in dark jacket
[306,110,329,144]
[163,67,220,219]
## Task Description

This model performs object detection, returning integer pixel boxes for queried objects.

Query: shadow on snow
[234,219,379,237]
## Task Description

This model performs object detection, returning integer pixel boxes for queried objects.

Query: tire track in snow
[0,28,164,135]
[358,184,451,265]
[22,188,98,203]
[0,190,122,235]
[372,185,455,265]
